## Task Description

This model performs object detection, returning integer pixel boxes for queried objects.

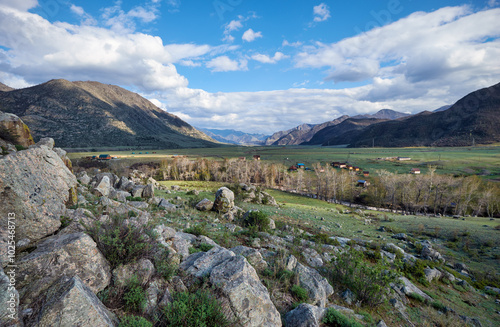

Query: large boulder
[195,198,214,211]
[93,176,112,197]
[112,259,155,287]
[285,255,333,307]
[213,187,234,213]
[230,246,268,270]
[142,183,155,198]
[421,245,445,263]
[16,232,111,304]
[0,138,78,243]
[35,276,117,327]
[181,247,281,326]
[397,277,433,302]
[285,303,326,327]
[210,256,282,326]
[0,112,34,147]
[0,267,21,326]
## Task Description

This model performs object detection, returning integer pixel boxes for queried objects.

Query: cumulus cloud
[242,28,262,42]
[251,52,288,64]
[282,40,302,47]
[313,3,330,22]
[206,56,248,72]
[0,5,211,91]
[0,0,38,11]
[222,13,258,43]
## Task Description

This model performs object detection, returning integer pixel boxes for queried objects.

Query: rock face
[180,247,281,326]
[397,277,433,302]
[0,138,78,243]
[213,187,235,213]
[35,276,117,327]
[142,183,155,198]
[0,111,34,147]
[285,303,326,327]
[230,246,268,270]
[285,255,333,307]
[421,245,445,262]
[93,176,112,197]
[16,232,111,304]
[113,259,155,287]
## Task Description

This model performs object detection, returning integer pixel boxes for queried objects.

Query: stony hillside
[351,109,410,120]
[336,82,500,147]
[0,82,14,92]
[0,79,217,149]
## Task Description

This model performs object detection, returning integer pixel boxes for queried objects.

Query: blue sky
[0,0,499,134]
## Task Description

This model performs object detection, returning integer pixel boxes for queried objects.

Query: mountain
[0,82,14,92]
[330,82,500,147]
[351,109,410,120]
[0,79,217,149]
[264,115,349,146]
[433,105,452,112]
[305,118,389,145]
[198,128,269,145]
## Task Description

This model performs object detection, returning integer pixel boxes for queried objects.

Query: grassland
[68,145,500,180]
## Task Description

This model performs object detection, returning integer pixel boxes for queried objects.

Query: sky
[0,0,499,135]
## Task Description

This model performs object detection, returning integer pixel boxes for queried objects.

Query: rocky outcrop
[230,246,268,270]
[142,183,155,198]
[424,267,442,283]
[35,275,117,327]
[93,176,112,197]
[0,138,78,243]
[180,247,281,326]
[285,303,326,327]
[397,277,433,302]
[16,232,111,304]
[285,255,333,307]
[195,198,214,211]
[113,259,155,287]
[0,111,34,147]
[421,245,445,262]
[213,187,234,213]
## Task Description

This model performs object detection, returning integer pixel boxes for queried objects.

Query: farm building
[339,163,347,169]
[253,155,261,160]
[288,165,298,171]
[354,167,360,172]
[296,163,305,169]
[398,157,411,161]
[357,180,370,187]
[410,168,421,174]
[363,171,370,177]
[98,154,111,160]
[347,165,353,170]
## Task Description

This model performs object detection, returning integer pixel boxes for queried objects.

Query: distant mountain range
[198,128,268,145]
[0,79,217,149]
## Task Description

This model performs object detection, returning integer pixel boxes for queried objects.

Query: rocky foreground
[0,134,498,326]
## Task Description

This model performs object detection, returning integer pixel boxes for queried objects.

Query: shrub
[291,285,309,302]
[126,196,143,202]
[408,292,425,303]
[431,300,446,311]
[326,248,396,307]
[60,216,71,229]
[184,224,209,237]
[124,276,147,312]
[323,308,363,327]
[314,233,340,246]
[85,216,155,268]
[157,290,231,327]
[119,315,153,327]
[402,259,426,280]
[15,144,26,151]
[244,211,270,232]
[128,210,138,218]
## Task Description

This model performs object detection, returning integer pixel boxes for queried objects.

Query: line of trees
[154,157,500,217]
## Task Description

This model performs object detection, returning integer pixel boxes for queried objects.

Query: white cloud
[251,52,288,64]
[242,28,262,42]
[0,0,38,11]
[206,56,248,72]
[222,13,257,43]
[313,3,330,22]
[488,0,499,7]
[70,5,85,16]
[101,2,159,33]
[282,40,302,47]
[70,4,97,25]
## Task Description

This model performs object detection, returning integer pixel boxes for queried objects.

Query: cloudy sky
[0,0,499,134]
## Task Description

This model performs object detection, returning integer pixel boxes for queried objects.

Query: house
[363,171,370,177]
[98,154,111,160]
[296,163,305,169]
[357,180,370,187]
[410,168,421,174]
[253,155,261,160]
[347,165,353,170]
[339,163,347,169]
[288,165,298,171]
[354,167,360,172]
[398,157,411,161]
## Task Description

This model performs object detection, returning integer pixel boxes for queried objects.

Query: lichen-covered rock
[213,187,234,213]
[0,266,21,327]
[195,198,214,211]
[421,245,445,263]
[93,176,112,197]
[0,112,34,147]
[113,259,155,287]
[424,267,442,283]
[16,232,111,304]
[286,255,333,307]
[285,303,326,327]
[78,171,91,185]
[35,275,117,327]
[180,247,235,280]
[0,138,77,242]
[230,246,268,270]
[210,255,282,326]
[131,185,145,198]
[303,248,323,268]
[397,277,432,302]
[142,183,155,198]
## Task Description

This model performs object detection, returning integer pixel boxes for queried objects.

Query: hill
[0,79,217,149]
[336,82,500,147]
[0,82,14,92]
[351,109,410,120]
[265,115,349,146]
[198,128,268,145]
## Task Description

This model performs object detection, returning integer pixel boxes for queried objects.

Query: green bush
[157,290,230,327]
[155,255,178,281]
[15,144,26,151]
[85,216,155,268]
[431,300,446,311]
[291,285,309,302]
[326,248,396,307]
[313,233,340,246]
[408,292,425,303]
[244,211,270,232]
[128,210,138,218]
[402,259,426,280]
[126,196,143,201]
[124,277,147,312]
[323,308,363,327]
[119,315,153,327]
[184,224,208,237]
